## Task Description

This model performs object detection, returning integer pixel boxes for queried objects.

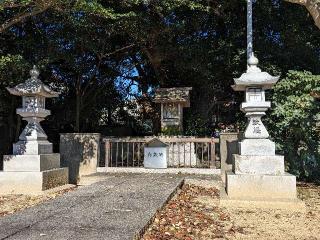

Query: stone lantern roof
[232,55,279,91]
[7,66,59,98]
[154,87,192,107]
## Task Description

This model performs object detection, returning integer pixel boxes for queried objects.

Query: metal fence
[100,137,219,168]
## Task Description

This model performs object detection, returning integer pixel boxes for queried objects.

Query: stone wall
[60,133,100,184]
[220,132,241,184]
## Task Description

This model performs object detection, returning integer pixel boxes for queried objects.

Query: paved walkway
[0,174,184,240]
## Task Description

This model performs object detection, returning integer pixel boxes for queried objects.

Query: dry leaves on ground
[143,182,320,240]
[143,184,245,240]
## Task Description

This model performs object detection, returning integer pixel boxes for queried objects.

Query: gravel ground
[228,182,320,240]
[143,180,320,240]
[0,174,184,240]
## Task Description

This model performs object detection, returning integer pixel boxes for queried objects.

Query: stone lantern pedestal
[221,56,304,210]
[0,66,68,194]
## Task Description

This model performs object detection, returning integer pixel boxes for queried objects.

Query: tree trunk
[142,47,166,84]
[75,92,81,133]
[8,98,15,144]
[108,105,112,125]
[286,0,320,29]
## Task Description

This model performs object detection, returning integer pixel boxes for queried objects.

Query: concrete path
[0,173,184,240]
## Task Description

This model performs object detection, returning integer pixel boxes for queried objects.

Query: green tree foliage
[0,54,30,165]
[269,71,320,182]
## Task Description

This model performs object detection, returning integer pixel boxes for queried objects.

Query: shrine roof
[145,138,168,148]
[154,87,192,105]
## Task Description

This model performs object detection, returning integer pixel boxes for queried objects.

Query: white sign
[144,147,168,169]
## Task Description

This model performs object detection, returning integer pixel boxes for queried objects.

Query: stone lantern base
[0,153,68,194]
[221,153,305,211]
[221,132,304,210]
[225,154,297,199]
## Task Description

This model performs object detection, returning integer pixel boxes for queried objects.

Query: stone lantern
[154,87,192,133]
[221,0,303,210]
[7,66,59,154]
[232,55,278,154]
[0,66,68,194]
[222,55,301,205]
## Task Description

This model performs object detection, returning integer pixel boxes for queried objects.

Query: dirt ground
[0,186,76,217]
[143,181,320,240]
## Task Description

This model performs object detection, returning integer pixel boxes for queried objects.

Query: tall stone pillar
[222,55,303,208]
[0,66,68,194]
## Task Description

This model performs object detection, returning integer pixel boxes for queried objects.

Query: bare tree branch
[100,44,136,59]
[2,2,31,9]
[0,1,53,34]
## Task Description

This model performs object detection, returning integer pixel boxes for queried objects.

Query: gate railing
[100,137,219,169]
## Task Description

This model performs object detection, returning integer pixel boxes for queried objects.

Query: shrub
[269,71,320,182]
